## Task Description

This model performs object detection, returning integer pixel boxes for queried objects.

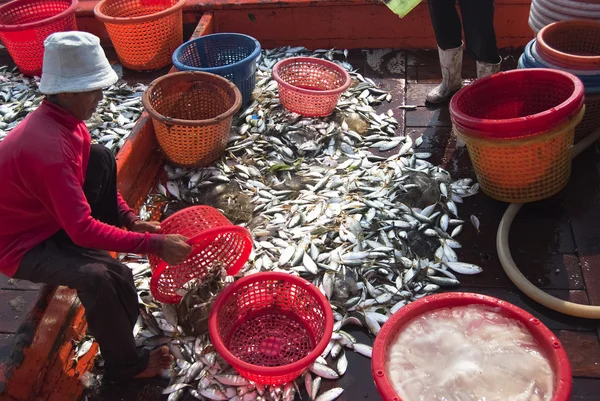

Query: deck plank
[0,290,42,334]
[556,331,600,379]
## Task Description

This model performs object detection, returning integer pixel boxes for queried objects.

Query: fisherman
[0,31,192,380]
[426,0,502,103]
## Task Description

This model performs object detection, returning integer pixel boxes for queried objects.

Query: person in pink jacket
[0,32,191,380]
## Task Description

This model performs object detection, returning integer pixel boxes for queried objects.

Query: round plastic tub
[142,71,242,168]
[273,57,351,117]
[575,92,600,141]
[147,205,252,304]
[450,69,585,203]
[209,272,334,385]
[372,292,572,401]
[94,0,185,71]
[172,33,261,106]
[0,0,78,76]
[537,20,600,71]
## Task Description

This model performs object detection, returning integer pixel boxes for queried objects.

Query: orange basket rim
[272,56,352,96]
[537,20,600,68]
[142,71,242,127]
[93,0,185,25]
[0,0,78,32]
[208,272,334,377]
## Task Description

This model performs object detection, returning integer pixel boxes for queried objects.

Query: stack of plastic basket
[529,0,600,34]
[449,69,585,204]
[519,20,600,141]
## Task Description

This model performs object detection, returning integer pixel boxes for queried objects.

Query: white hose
[496,126,600,319]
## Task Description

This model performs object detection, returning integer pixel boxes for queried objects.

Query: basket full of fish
[372,292,572,401]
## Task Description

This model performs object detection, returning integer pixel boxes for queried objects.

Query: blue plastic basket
[172,33,261,106]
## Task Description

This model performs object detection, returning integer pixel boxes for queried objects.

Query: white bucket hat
[39,31,119,95]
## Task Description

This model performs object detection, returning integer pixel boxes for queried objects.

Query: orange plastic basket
[272,57,351,117]
[576,92,600,141]
[142,71,242,168]
[94,0,184,71]
[454,107,584,203]
[537,20,600,71]
[0,0,78,76]
[148,206,253,304]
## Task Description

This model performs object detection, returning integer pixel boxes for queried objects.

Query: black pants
[428,0,500,64]
[14,144,148,380]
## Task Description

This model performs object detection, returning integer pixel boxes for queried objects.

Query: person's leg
[458,0,501,78]
[428,0,462,51]
[84,144,121,226]
[13,238,172,380]
[427,0,464,103]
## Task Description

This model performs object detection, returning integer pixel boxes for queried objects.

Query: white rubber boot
[426,44,464,104]
[476,58,502,79]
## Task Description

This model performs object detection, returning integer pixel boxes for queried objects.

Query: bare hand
[129,220,162,234]
[158,234,192,266]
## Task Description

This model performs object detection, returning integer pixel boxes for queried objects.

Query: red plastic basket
[148,206,253,304]
[0,0,78,76]
[208,272,334,385]
[372,293,572,401]
[450,69,585,139]
[273,57,351,117]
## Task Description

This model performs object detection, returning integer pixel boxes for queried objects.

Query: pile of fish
[0,65,145,153]
[118,46,484,401]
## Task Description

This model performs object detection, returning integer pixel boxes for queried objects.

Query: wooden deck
[81,48,600,401]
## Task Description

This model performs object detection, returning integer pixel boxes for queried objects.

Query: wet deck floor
[1,47,599,400]
[84,48,600,400]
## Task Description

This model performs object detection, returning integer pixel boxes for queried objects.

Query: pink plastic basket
[273,57,351,117]
[148,206,253,304]
[209,272,334,385]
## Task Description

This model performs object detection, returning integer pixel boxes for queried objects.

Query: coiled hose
[496,126,600,319]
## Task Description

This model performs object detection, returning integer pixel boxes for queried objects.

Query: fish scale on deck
[117,47,484,401]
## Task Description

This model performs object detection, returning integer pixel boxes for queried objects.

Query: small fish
[444,261,483,275]
[214,374,249,386]
[73,338,94,362]
[315,388,344,401]
[162,383,190,395]
[309,362,339,379]
[337,352,348,375]
[352,343,373,358]
[470,215,480,232]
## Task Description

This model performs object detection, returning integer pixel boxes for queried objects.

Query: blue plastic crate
[173,33,261,106]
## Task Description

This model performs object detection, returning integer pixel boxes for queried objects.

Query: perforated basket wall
[142,71,242,168]
[455,107,584,203]
[209,273,333,385]
[0,0,78,76]
[172,33,261,106]
[576,93,600,141]
[94,0,184,71]
[148,206,252,304]
[273,57,351,117]
[537,20,600,71]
